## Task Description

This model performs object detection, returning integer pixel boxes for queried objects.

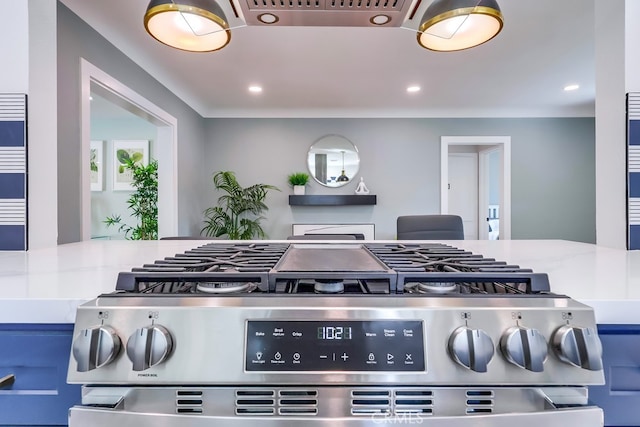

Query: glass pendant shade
[417,0,503,52]
[336,171,349,182]
[336,151,349,182]
[144,0,231,52]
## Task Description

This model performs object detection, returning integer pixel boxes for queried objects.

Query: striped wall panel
[0,94,27,250]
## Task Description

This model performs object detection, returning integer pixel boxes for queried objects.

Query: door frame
[440,136,511,240]
[80,58,178,240]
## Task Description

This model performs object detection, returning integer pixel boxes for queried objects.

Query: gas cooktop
[114,242,551,296]
[68,240,604,426]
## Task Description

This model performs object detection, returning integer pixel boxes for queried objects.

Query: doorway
[448,152,478,239]
[80,59,178,240]
[440,136,511,240]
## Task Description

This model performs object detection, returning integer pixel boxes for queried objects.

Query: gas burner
[196,282,258,294]
[314,280,345,294]
[405,281,458,294]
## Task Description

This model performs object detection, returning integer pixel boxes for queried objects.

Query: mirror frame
[306,134,360,188]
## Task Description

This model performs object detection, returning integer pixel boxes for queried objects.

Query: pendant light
[336,151,349,182]
[144,0,231,52]
[417,0,503,52]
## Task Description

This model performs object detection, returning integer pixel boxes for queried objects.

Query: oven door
[69,406,604,427]
[68,386,604,427]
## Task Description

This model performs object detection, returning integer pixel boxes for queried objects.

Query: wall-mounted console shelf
[289,195,377,206]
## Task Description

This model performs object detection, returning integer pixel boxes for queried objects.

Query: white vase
[293,185,305,195]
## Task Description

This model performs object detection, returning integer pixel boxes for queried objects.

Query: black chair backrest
[396,215,464,240]
[160,236,219,240]
[287,234,357,240]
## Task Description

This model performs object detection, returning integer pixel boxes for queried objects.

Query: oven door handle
[0,374,15,388]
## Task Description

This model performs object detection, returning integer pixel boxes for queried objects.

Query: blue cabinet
[0,324,81,425]
[589,325,640,426]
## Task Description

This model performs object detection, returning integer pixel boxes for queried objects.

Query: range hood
[229,0,424,29]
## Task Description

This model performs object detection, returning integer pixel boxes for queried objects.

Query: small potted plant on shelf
[288,172,310,196]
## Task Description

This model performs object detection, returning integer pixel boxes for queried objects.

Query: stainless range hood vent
[246,0,401,10]
[238,0,412,27]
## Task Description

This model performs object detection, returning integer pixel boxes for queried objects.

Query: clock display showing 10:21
[317,325,353,340]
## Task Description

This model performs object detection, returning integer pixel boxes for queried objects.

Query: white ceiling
[61,0,596,118]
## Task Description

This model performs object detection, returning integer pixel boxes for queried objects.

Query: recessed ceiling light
[248,86,263,93]
[258,13,279,24]
[564,84,580,91]
[370,14,391,25]
[407,86,421,93]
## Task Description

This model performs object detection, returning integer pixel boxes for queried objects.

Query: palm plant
[201,171,279,239]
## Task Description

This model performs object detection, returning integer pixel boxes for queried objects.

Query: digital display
[246,320,425,372]
[317,326,352,340]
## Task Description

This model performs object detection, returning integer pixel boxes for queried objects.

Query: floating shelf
[289,195,377,206]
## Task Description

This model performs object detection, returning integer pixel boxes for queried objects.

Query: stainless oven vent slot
[279,408,318,415]
[465,390,494,415]
[351,389,391,415]
[235,389,276,416]
[394,389,434,415]
[236,407,276,415]
[176,390,203,415]
[278,389,318,416]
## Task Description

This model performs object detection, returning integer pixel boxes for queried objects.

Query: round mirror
[307,135,360,188]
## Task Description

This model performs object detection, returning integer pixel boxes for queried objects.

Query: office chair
[396,215,464,240]
[287,234,357,240]
[160,236,220,240]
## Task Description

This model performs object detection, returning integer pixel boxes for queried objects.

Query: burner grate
[116,272,270,294]
[114,242,550,296]
[366,244,550,294]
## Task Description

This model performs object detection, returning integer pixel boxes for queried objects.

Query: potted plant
[201,171,280,240]
[288,172,310,195]
[104,159,158,240]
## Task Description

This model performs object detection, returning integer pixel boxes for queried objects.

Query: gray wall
[55,3,596,244]
[56,2,208,243]
[203,118,596,242]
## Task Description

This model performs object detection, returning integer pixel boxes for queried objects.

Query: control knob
[72,326,121,372]
[126,325,173,371]
[552,325,603,371]
[500,326,548,372]
[448,326,494,372]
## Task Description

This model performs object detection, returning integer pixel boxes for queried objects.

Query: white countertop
[0,239,638,324]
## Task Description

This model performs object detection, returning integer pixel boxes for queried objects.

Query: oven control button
[552,325,603,371]
[72,326,121,372]
[448,326,494,372]
[500,326,548,372]
[126,325,173,371]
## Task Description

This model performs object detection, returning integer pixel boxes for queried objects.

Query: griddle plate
[275,244,390,273]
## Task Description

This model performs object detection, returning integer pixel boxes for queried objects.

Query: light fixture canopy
[144,0,231,52]
[417,0,503,52]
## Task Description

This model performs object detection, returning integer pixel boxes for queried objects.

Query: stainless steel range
[67,242,605,426]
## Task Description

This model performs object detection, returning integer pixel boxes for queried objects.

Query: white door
[448,153,478,239]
